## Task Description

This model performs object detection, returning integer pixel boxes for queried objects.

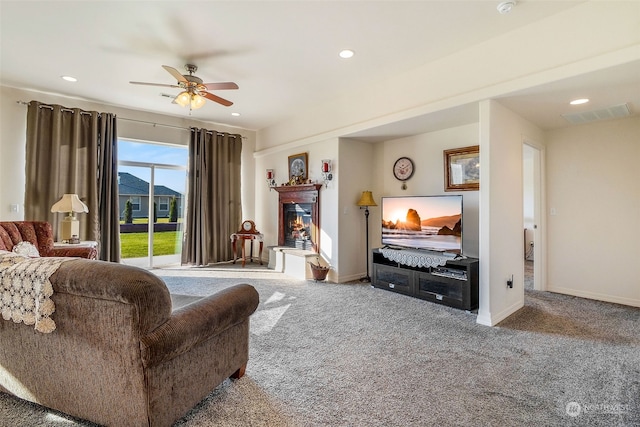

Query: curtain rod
[16,100,97,116]
[16,101,245,139]
[119,117,245,138]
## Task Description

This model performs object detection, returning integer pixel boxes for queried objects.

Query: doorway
[118,140,188,268]
[523,141,544,291]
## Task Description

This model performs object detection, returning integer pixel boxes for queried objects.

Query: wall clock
[393,157,414,181]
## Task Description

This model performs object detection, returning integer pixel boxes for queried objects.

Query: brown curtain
[25,101,120,262]
[182,128,242,266]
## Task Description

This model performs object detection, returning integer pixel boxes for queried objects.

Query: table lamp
[51,194,89,242]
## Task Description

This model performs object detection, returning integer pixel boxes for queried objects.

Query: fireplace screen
[284,203,313,250]
[275,184,321,252]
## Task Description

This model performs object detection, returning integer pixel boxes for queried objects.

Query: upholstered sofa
[0,243,260,425]
[0,221,98,259]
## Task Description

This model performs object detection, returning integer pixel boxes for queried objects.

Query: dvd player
[431,267,467,280]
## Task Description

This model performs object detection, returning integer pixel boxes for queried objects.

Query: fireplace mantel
[275,184,322,252]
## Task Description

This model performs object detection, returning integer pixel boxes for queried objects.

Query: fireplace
[275,184,322,252]
[283,202,314,249]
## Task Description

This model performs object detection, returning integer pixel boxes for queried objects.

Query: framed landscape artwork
[444,145,480,191]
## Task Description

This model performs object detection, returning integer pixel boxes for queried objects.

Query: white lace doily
[0,253,71,333]
[380,247,455,268]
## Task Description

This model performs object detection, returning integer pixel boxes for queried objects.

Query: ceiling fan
[130,64,238,109]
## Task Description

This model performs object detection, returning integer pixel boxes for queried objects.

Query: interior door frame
[523,139,546,291]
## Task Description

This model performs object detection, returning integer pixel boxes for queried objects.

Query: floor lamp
[356,191,377,282]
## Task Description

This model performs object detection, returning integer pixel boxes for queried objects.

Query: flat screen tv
[381,195,462,254]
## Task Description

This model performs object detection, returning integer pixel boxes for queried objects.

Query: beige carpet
[1,262,638,427]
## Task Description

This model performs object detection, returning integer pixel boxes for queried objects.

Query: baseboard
[337,272,365,283]
[476,299,524,327]
[547,286,640,308]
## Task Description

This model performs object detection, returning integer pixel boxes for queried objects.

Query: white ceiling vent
[562,103,632,125]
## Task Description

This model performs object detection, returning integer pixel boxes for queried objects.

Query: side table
[230,233,264,267]
[54,241,98,249]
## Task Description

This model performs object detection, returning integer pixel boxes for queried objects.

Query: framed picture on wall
[444,145,480,191]
[288,152,308,181]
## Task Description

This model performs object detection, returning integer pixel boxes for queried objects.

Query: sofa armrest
[140,284,259,368]
[51,246,98,259]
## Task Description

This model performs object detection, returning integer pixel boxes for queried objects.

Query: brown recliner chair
[0,221,97,259]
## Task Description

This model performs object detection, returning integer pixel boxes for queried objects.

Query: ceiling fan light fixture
[191,93,206,109]
[175,91,191,107]
[132,64,238,109]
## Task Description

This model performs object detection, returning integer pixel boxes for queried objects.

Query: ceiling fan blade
[201,91,233,107]
[162,65,188,83]
[202,82,239,90]
[130,81,180,88]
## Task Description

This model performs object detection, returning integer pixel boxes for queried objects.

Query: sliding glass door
[118,140,187,268]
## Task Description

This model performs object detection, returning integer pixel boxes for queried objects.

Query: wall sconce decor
[266,169,276,190]
[321,159,333,187]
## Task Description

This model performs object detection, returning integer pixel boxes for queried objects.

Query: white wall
[374,123,481,258]
[254,137,341,278]
[477,100,545,326]
[337,138,375,282]
[545,117,640,307]
[0,86,256,222]
[0,89,27,220]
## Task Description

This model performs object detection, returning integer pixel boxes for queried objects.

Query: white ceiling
[1,1,638,136]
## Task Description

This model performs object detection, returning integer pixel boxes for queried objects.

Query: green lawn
[120,231,182,258]
[120,218,181,224]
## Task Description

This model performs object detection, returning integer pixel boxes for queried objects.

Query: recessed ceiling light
[61,75,77,82]
[497,1,516,14]
[231,112,240,117]
[339,49,355,59]
[570,98,590,105]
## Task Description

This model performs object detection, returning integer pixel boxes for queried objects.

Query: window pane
[159,197,169,211]
[118,139,187,268]
[131,196,141,211]
[119,140,188,165]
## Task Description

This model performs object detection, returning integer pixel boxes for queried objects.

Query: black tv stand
[371,248,479,310]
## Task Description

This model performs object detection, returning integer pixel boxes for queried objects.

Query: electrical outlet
[507,274,514,288]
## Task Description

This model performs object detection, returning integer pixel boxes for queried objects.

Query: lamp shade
[191,93,206,109]
[356,191,377,207]
[174,91,191,107]
[51,194,89,213]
